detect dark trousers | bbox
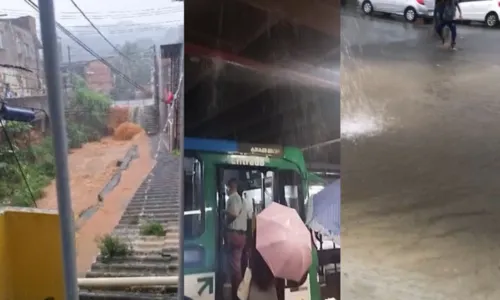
[226,231,246,300]
[437,20,457,45]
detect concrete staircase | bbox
[79,137,180,299]
[139,105,159,136]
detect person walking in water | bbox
[434,0,445,36]
[436,0,462,50]
[224,178,248,300]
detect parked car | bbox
[358,0,435,22]
[457,0,499,27]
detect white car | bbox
[359,0,436,22]
[458,0,499,27]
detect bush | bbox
[0,85,113,207]
[140,221,165,236]
[97,234,133,263]
[66,123,89,149]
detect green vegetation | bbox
[110,41,153,100]
[140,221,165,236]
[171,149,180,157]
[0,84,112,207]
[96,234,133,263]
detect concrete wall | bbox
[0,17,44,97]
[8,95,49,113]
[0,208,64,300]
[7,96,50,132]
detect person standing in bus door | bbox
[225,178,248,300]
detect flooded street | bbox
[341,12,500,300]
[37,133,154,274]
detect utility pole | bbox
[152,45,160,124]
[67,46,73,91]
[38,2,79,300]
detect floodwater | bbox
[341,12,500,300]
[37,133,154,274]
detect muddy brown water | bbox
[341,14,500,300]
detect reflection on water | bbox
[342,13,500,300]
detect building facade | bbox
[83,60,113,95]
[0,16,44,98]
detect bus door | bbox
[214,165,275,300]
[183,153,218,300]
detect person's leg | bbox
[436,21,446,44]
[227,232,246,300]
[434,18,440,35]
[449,21,457,48]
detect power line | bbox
[67,21,183,29]
[1,6,182,15]
[69,0,133,62]
[1,7,183,20]
[70,27,182,36]
[67,47,154,58]
[24,0,148,94]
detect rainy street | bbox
[341,11,500,300]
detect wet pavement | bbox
[341,11,500,300]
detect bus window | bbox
[221,168,274,216]
[278,170,305,220]
[184,156,204,238]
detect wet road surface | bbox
[341,12,500,300]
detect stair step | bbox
[79,290,175,300]
[123,207,178,214]
[121,212,178,219]
[86,268,177,278]
[95,254,176,264]
[90,262,174,274]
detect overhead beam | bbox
[185,58,215,92]
[186,30,234,52]
[185,43,338,90]
[206,99,304,139]
[307,162,340,172]
[233,16,281,53]
[186,83,270,131]
[245,118,339,147]
[236,0,340,37]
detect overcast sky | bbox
[0,0,183,27]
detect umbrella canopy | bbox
[308,179,341,245]
[256,202,312,282]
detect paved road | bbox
[342,12,500,300]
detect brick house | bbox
[83,60,113,95]
[0,16,44,97]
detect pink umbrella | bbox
[256,202,312,282]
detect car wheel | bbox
[362,1,373,15]
[485,12,498,27]
[404,7,417,22]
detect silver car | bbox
[358,0,435,22]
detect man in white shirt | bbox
[224,178,247,300]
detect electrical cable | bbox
[68,21,182,28]
[69,0,134,62]
[0,119,37,207]
[24,0,148,94]
[2,7,182,19]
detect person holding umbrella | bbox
[239,221,309,300]
[238,202,312,300]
